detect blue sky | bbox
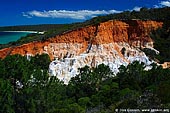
[0,0,170,26]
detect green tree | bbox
[78,97,91,109]
[157,82,170,104]
[0,78,14,113]
[30,53,51,70]
[118,61,145,91]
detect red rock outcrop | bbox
[125,20,162,47]
[0,20,163,59]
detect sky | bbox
[0,0,170,26]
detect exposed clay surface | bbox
[0,20,162,60]
[0,20,163,84]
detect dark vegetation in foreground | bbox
[0,7,170,50]
[0,54,170,113]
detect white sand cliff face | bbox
[47,42,152,84]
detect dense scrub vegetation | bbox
[0,7,170,50]
[86,7,170,25]
[0,54,170,113]
[149,20,170,63]
[0,24,76,32]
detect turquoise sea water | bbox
[0,31,31,44]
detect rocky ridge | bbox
[0,20,163,83]
[0,20,162,59]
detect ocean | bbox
[0,31,32,44]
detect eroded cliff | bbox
[0,20,163,83]
[0,20,162,59]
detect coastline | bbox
[0,31,44,44]
[1,31,44,34]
